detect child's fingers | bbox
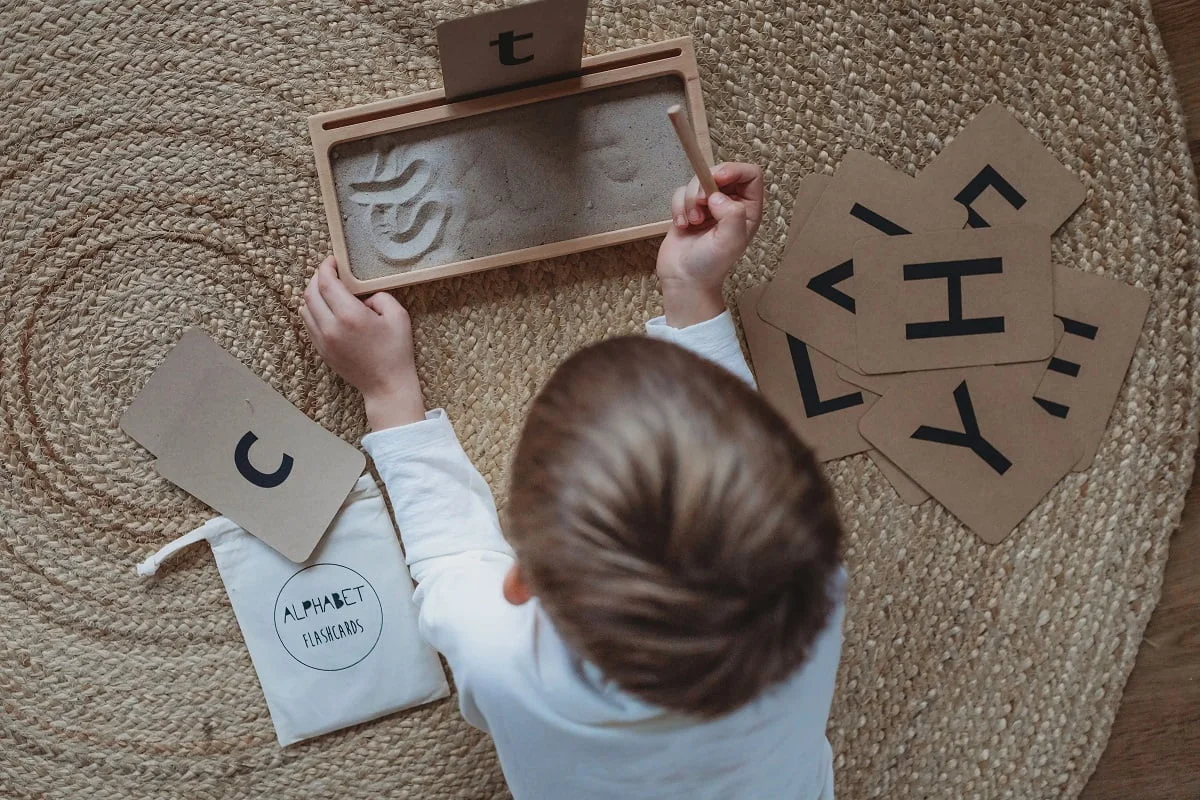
[670,186,689,228]
[713,163,764,234]
[707,191,750,248]
[363,291,409,327]
[684,177,709,225]
[317,256,368,321]
[303,270,335,330]
[712,162,762,193]
[298,305,326,355]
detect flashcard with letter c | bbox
[858,367,1080,543]
[121,329,364,562]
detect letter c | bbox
[234,431,294,488]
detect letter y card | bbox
[858,368,1080,543]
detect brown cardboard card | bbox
[1033,266,1151,470]
[853,225,1055,374]
[868,449,930,506]
[858,368,1081,543]
[739,285,876,462]
[837,318,1066,396]
[916,103,1086,232]
[759,150,967,366]
[785,174,833,249]
[436,0,589,101]
[121,330,365,562]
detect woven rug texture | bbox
[3,1,1199,798]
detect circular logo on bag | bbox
[273,563,384,671]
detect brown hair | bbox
[507,336,842,718]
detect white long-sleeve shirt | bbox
[362,312,844,800]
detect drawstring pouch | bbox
[137,473,449,746]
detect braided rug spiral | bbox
[3,1,1198,797]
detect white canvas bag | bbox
[136,473,449,746]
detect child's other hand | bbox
[300,255,426,430]
[656,162,763,327]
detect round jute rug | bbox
[3,1,1198,798]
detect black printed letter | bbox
[903,257,1006,340]
[788,335,864,417]
[806,260,855,313]
[955,164,1027,228]
[489,30,534,65]
[1033,315,1098,418]
[911,381,1012,474]
[234,431,294,488]
[806,204,910,313]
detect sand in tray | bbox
[331,75,695,280]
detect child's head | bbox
[504,336,842,718]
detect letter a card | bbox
[916,103,1086,232]
[1033,265,1151,470]
[738,285,876,462]
[859,368,1081,543]
[121,329,364,562]
[758,150,967,366]
[853,225,1056,374]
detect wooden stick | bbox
[667,104,719,196]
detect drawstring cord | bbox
[135,520,223,577]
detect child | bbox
[301,163,845,800]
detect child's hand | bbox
[656,162,764,327]
[300,255,427,430]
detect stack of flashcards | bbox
[740,105,1151,543]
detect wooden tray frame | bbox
[308,37,712,293]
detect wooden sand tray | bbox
[308,38,712,293]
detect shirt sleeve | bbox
[645,310,757,388]
[362,409,523,731]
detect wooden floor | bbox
[1081,0,1200,796]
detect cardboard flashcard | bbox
[868,449,929,506]
[121,330,365,562]
[739,285,876,462]
[436,0,589,101]
[785,174,833,249]
[915,103,1087,233]
[853,225,1055,374]
[1033,266,1151,470]
[836,318,1066,397]
[858,368,1081,543]
[759,150,967,366]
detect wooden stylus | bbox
[667,104,719,197]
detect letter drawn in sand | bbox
[349,146,455,267]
